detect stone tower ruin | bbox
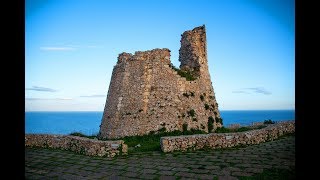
[99,25,222,139]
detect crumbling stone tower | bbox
[99,25,222,139]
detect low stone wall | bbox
[25,134,128,157]
[160,121,295,153]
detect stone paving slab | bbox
[25,135,295,179]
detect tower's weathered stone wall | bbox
[99,25,222,139]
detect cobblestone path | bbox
[25,135,295,179]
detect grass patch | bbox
[121,129,206,153]
[68,123,287,155]
[238,167,295,180]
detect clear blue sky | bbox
[25,0,295,111]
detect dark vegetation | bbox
[70,132,97,139]
[182,91,195,98]
[169,63,196,81]
[216,117,223,125]
[264,119,275,124]
[200,95,204,101]
[208,116,214,133]
[120,127,206,152]
[187,109,196,117]
[215,125,266,133]
[204,103,210,110]
[69,119,274,153]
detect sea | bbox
[25,110,294,136]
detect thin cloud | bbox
[64,44,81,48]
[246,87,272,95]
[40,47,76,51]
[56,98,73,100]
[232,87,272,95]
[26,97,73,101]
[87,45,103,48]
[80,94,106,98]
[232,90,250,94]
[26,86,57,92]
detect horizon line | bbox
[25,109,295,112]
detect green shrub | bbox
[204,104,210,110]
[70,132,87,137]
[215,127,230,133]
[183,123,188,132]
[200,95,204,101]
[177,70,196,81]
[190,128,203,134]
[169,63,196,81]
[190,92,195,97]
[158,127,166,133]
[208,116,214,133]
[192,118,197,122]
[169,63,179,71]
[216,117,223,125]
[70,132,97,139]
[264,119,275,124]
[187,109,196,117]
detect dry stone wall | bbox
[25,134,128,157]
[160,121,295,153]
[99,25,222,139]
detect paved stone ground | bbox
[25,135,295,180]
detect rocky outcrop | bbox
[160,121,295,152]
[99,25,222,139]
[25,134,128,157]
